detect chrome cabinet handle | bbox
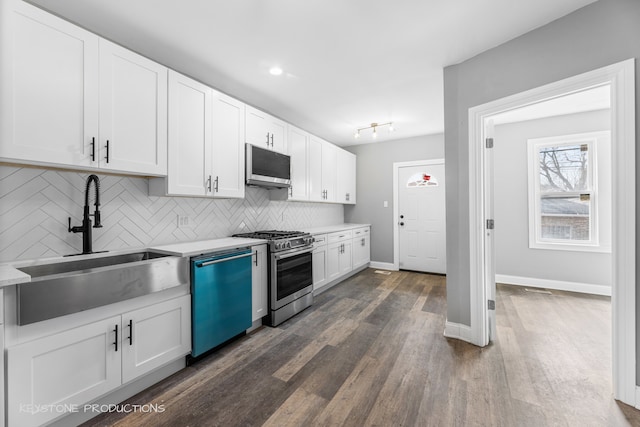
[105,140,110,163]
[214,176,219,192]
[266,132,270,147]
[207,175,212,192]
[254,250,258,266]
[270,134,274,147]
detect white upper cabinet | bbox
[321,140,337,203]
[156,70,212,196]
[308,136,324,202]
[245,105,287,154]
[150,71,245,199]
[211,90,245,198]
[0,0,168,176]
[0,0,99,167]
[337,148,356,204]
[287,126,310,201]
[98,40,168,175]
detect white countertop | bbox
[149,237,268,257]
[0,265,31,288]
[302,223,370,235]
[0,226,366,287]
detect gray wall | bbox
[494,110,611,286]
[344,134,444,264]
[443,0,640,382]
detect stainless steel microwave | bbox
[245,143,291,188]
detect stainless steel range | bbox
[233,230,314,326]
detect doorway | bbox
[467,59,636,405]
[393,159,446,273]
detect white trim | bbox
[369,261,397,271]
[635,386,640,410]
[392,159,445,271]
[468,59,635,405]
[443,321,474,343]
[495,274,611,296]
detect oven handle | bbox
[197,252,253,267]
[274,247,313,260]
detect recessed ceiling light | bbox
[269,66,283,76]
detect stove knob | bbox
[275,242,281,250]
[285,241,291,249]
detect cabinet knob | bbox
[400,222,405,226]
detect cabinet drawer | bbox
[313,234,328,248]
[352,227,370,237]
[328,230,352,244]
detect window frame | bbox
[527,132,607,252]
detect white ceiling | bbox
[28,0,597,146]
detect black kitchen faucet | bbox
[68,174,103,254]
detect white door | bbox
[484,121,496,342]
[397,161,446,274]
[252,245,268,321]
[288,126,309,201]
[308,136,324,202]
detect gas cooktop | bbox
[233,230,313,252]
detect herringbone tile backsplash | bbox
[0,166,343,262]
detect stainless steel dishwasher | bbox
[190,247,253,357]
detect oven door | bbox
[271,247,313,310]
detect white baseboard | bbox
[636,386,640,410]
[495,274,611,296]
[444,321,474,344]
[369,261,397,271]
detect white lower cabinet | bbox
[327,231,353,283]
[252,244,268,322]
[352,227,371,269]
[7,295,191,427]
[312,234,328,292]
[313,227,370,294]
[121,296,191,383]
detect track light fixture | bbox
[354,122,394,139]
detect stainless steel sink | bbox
[16,251,189,325]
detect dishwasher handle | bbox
[196,252,253,267]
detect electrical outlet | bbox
[383,201,388,208]
[177,214,192,229]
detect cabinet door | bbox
[312,245,328,291]
[327,242,342,282]
[252,245,268,322]
[353,234,371,269]
[7,316,121,427]
[288,126,309,201]
[166,71,211,196]
[339,240,353,275]
[308,136,324,202]
[337,149,356,204]
[0,0,99,167]
[245,105,270,149]
[121,295,191,383]
[212,91,245,198]
[98,39,168,175]
[321,141,337,202]
[267,116,288,154]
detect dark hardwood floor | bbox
[82,269,640,426]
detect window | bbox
[527,132,610,252]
